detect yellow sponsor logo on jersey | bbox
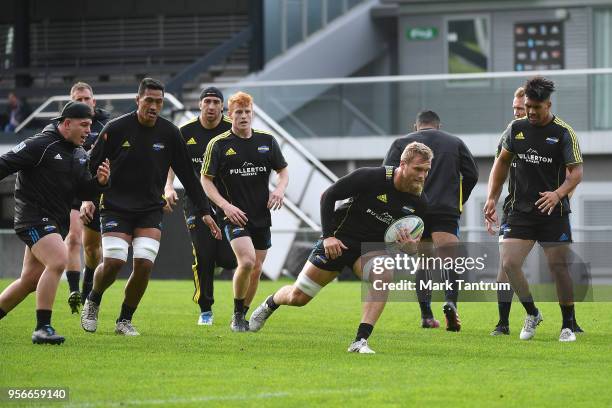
[377,194,388,203]
[225,147,237,156]
[187,137,197,145]
[515,132,525,140]
[122,140,131,148]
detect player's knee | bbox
[501,256,520,275]
[83,241,101,262]
[47,255,67,274]
[65,232,82,251]
[102,236,130,262]
[20,275,40,292]
[294,273,322,304]
[251,262,263,278]
[237,256,256,272]
[289,287,311,306]
[132,237,160,263]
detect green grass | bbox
[1,278,611,407]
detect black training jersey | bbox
[202,129,287,228]
[90,111,211,216]
[383,129,478,216]
[321,166,428,243]
[496,121,518,216]
[501,116,582,217]
[179,115,231,213]
[0,124,107,232]
[180,115,232,177]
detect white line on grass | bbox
[58,388,379,408]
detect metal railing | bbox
[209,67,612,137]
[15,93,185,133]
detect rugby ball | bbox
[384,215,424,243]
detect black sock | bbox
[497,288,514,326]
[118,303,136,322]
[419,301,433,319]
[66,271,80,292]
[88,290,102,306]
[36,309,52,330]
[0,307,7,320]
[244,306,250,315]
[560,304,575,329]
[444,268,459,305]
[355,323,374,341]
[234,298,244,314]
[520,295,538,316]
[266,295,280,311]
[82,266,95,292]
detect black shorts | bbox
[307,238,362,273]
[83,205,101,233]
[69,205,101,233]
[221,220,271,251]
[422,214,460,239]
[16,222,66,248]
[499,212,509,238]
[503,213,572,243]
[100,209,163,235]
[185,210,237,269]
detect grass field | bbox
[1,278,611,407]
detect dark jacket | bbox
[83,108,110,151]
[383,129,478,216]
[0,124,108,233]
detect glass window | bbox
[593,8,612,129]
[264,0,282,62]
[327,0,343,22]
[286,0,304,50]
[447,17,489,74]
[307,0,323,35]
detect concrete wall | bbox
[397,7,591,133]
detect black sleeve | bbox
[458,139,478,204]
[382,140,402,166]
[171,127,211,216]
[560,128,583,165]
[270,136,287,170]
[201,137,221,178]
[500,123,514,153]
[0,137,44,180]
[320,167,379,238]
[89,122,112,173]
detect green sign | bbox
[406,27,438,41]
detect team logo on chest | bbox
[230,161,267,176]
[518,148,553,164]
[402,206,416,214]
[257,145,270,153]
[545,137,559,144]
[152,143,165,151]
[225,147,237,156]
